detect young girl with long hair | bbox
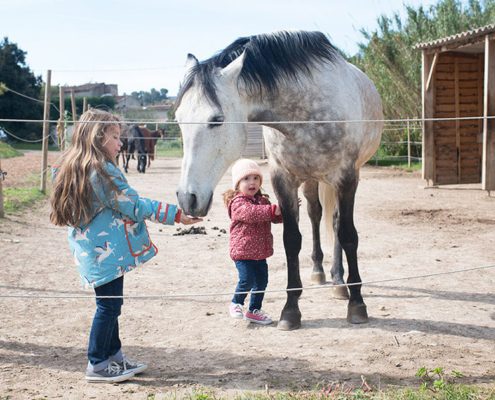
[50,109,200,383]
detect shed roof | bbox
[414,23,495,50]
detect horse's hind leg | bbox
[302,180,325,285]
[337,169,368,324]
[272,172,302,331]
[330,211,349,299]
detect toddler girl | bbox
[223,159,282,325]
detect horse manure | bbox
[173,226,207,236]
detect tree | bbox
[129,88,169,106]
[349,0,495,120]
[0,37,43,141]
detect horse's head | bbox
[175,53,248,217]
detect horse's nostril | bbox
[189,193,197,210]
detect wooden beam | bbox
[57,86,65,151]
[0,159,4,218]
[454,58,461,183]
[422,51,436,184]
[40,70,51,194]
[482,35,495,191]
[426,52,439,92]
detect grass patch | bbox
[11,142,58,151]
[368,158,422,172]
[144,384,494,400]
[156,139,183,158]
[0,142,22,158]
[1,173,47,215]
[2,186,46,213]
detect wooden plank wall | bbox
[243,124,265,158]
[433,53,483,184]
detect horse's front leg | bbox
[272,173,302,330]
[337,170,368,324]
[301,180,325,284]
[124,153,130,173]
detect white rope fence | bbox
[0,264,493,300]
[0,115,494,125]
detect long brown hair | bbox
[50,109,120,227]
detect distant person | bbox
[223,159,283,325]
[50,109,201,383]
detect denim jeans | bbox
[232,259,268,312]
[87,276,123,371]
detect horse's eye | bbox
[208,115,224,129]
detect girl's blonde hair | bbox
[50,109,121,227]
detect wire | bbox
[0,115,493,125]
[0,264,493,300]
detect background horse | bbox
[116,123,131,167]
[175,31,383,330]
[123,124,147,173]
[137,126,164,168]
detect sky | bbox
[2,0,441,97]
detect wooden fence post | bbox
[71,90,77,126]
[57,86,65,151]
[0,159,4,218]
[407,119,411,167]
[40,69,51,193]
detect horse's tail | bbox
[318,182,337,250]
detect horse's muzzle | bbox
[176,190,213,217]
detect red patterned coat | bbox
[228,194,283,261]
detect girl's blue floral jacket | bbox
[65,162,180,289]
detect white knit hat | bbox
[231,158,263,189]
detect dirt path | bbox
[0,154,494,399]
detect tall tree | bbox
[349,0,495,120]
[0,37,43,141]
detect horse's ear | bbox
[220,51,245,81]
[185,53,199,75]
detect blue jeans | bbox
[232,259,268,312]
[87,276,123,371]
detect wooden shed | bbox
[415,24,495,191]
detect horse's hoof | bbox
[311,271,326,285]
[333,285,349,300]
[277,319,301,331]
[277,309,302,331]
[347,303,368,324]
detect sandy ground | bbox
[0,153,494,399]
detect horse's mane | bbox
[175,31,340,110]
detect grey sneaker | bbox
[85,361,135,383]
[117,357,147,374]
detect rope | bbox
[0,264,492,300]
[0,115,493,125]
[3,86,60,113]
[1,126,44,143]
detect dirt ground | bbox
[0,152,494,399]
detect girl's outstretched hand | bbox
[180,214,203,225]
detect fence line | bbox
[1,115,494,125]
[0,264,493,300]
